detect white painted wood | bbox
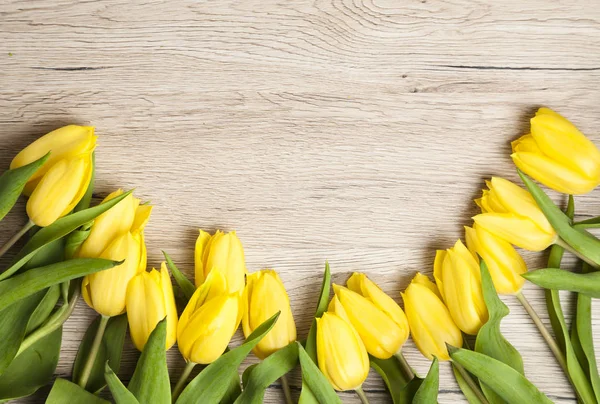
[1,0,600,402]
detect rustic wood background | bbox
[2,0,600,402]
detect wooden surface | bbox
[2,0,600,402]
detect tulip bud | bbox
[195,230,246,294]
[126,262,178,351]
[242,270,296,359]
[465,224,526,295]
[434,240,488,335]
[80,190,151,317]
[177,269,240,364]
[511,108,600,195]
[472,177,556,251]
[316,311,369,391]
[401,273,463,360]
[330,276,409,359]
[10,125,96,227]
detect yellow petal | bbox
[160,262,179,349]
[132,204,153,234]
[511,134,542,154]
[411,272,442,300]
[433,250,446,301]
[473,213,556,252]
[204,231,246,294]
[194,230,212,287]
[126,270,166,351]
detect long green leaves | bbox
[105,364,140,404]
[370,355,410,403]
[46,378,110,404]
[0,153,48,222]
[163,251,195,302]
[297,343,341,404]
[523,269,600,297]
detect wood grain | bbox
[1,0,600,402]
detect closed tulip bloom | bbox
[242,270,296,359]
[177,269,239,364]
[316,311,369,391]
[195,230,246,294]
[402,273,462,360]
[126,262,178,351]
[434,240,488,335]
[511,108,600,195]
[329,281,409,359]
[472,177,556,251]
[465,224,526,294]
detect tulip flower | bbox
[126,262,178,351]
[329,277,409,360]
[79,190,151,317]
[316,311,369,391]
[401,273,463,360]
[465,224,526,294]
[242,270,296,359]
[434,240,488,335]
[472,177,556,251]
[10,125,96,227]
[195,229,246,294]
[511,108,600,195]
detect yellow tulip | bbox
[177,269,239,364]
[195,230,246,294]
[126,262,178,351]
[242,270,296,359]
[472,177,556,251]
[465,224,526,294]
[10,125,96,227]
[316,311,369,391]
[512,108,600,194]
[80,190,151,317]
[401,273,463,360]
[434,240,488,335]
[330,277,409,359]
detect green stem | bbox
[453,363,490,404]
[172,361,196,401]
[78,315,110,389]
[555,238,600,270]
[516,292,569,375]
[280,374,294,404]
[355,386,370,404]
[0,220,34,258]
[393,351,415,381]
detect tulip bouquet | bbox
[0,107,597,404]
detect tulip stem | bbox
[280,374,294,404]
[355,386,370,404]
[0,219,34,259]
[172,361,196,401]
[453,363,490,404]
[515,292,569,375]
[393,352,415,381]
[78,315,110,389]
[555,238,600,269]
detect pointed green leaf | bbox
[0,190,132,281]
[127,319,170,403]
[450,346,552,403]
[26,285,60,334]
[65,229,91,260]
[0,153,49,222]
[105,363,140,404]
[523,268,600,297]
[163,251,195,302]
[22,237,65,271]
[235,342,298,404]
[46,378,110,404]
[297,343,341,404]
[176,312,280,404]
[545,246,568,354]
[413,358,439,404]
[73,314,128,394]
[452,363,485,404]
[221,367,243,404]
[370,355,411,404]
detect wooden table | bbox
[2,0,599,402]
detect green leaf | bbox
[105,363,140,404]
[0,153,49,222]
[413,358,439,404]
[450,346,552,403]
[0,189,132,281]
[523,268,600,297]
[64,228,91,260]
[518,170,600,266]
[176,312,281,404]
[46,378,110,404]
[73,314,128,394]
[26,284,60,334]
[235,343,299,404]
[0,291,45,375]
[0,328,61,400]
[221,367,243,404]
[370,355,411,403]
[163,250,195,302]
[299,262,331,404]
[452,363,485,404]
[297,343,341,404]
[128,319,170,403]
[22,237,65,271]
[545,246,568,354]
[74,151,95,213]
[0,258,120,312]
